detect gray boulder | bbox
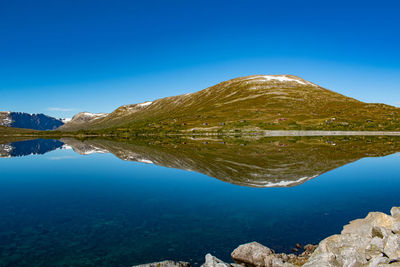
[231,242,296,267]
[201,254,241,267]
[231,241,274,266]
[133,260,191,267]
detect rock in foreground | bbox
[231,241,314,267]
[133,260,191,267]
[304,207,400,267]
[201,253,242,267]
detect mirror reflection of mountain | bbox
[59,136,400,188]
[1,136,399,187]
[0,138,64,158]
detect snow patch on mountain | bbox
[0,112,13,126]
[246,75,317,86]
[138,101,152,107]
[2,117,12,126]
[80,112,107,118]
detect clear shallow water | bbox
[0,138,399,266]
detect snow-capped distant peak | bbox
[80,112,107,117]
[61,118,72,123]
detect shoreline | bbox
[2,130,400,138]
[135,207,400,267]
[260,130,400,136]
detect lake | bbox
[0,136,399,266]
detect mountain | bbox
[0,112,64,130]
[59,75,400,133]
[58,112,107,130]
[60,135,400,187]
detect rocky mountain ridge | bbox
[58,112,108,130]
[0,111,64,130]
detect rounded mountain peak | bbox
[237,74,318,86]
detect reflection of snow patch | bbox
[137,158,154,164]
[120,152,154,164]
[248,175,318,188]
[81,147,109,155]
[62,144,73,150]
[4,144,12,152]
[0,144,13,153]
[48,156,77,160]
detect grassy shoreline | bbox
[2,130,400,137]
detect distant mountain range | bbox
[0,112,65,130]
[59,75,400,133]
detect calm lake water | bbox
[0,136,399,266]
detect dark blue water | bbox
[0,140,399,266]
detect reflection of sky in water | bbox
[0,146,399,266]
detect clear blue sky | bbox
[1,0,399,118]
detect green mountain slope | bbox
[60,75,400,133]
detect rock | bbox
[391,207,400,218]
[365,236,385,260]
[303,244,317,254]
[135,207,400,267]
[231,242,274,266]
[231,242,298,267]
[133,260,191,267]
[279,254,289,261]
[304,207,400,267]
[303,234,369,266]
[383,234,400,260]
[341,212,395,237]
[366,255,390,267]
[201,254,240,267]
